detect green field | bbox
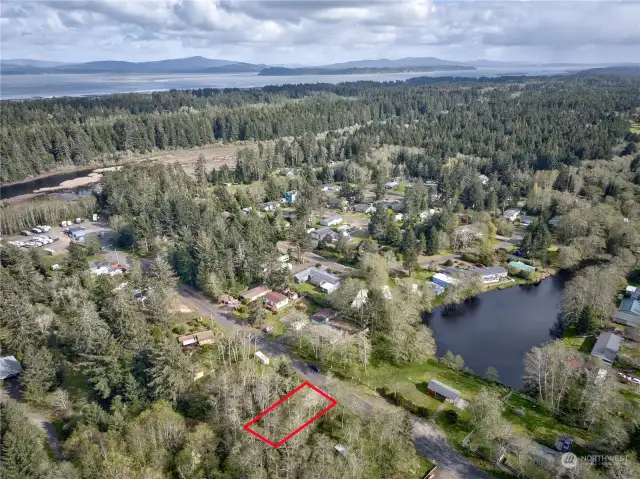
[630,122,640,134]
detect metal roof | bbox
[619,299,640,316]
[427,379,461,400]
[591,332,623,364]
[0,356,22,379]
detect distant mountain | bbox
[574,65,640,76]
[0,59,70,68]
[318,57,464,69]
[0,56,263,75]
[259,65,475,76]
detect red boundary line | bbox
[243,381,338,448]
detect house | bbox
[426,379,461,402]
[478,174,489,185]
[319,215,343,227]
[310,308,339,324]
[285,190,298,203]
[431,273,459,288]
[391,203,405,212]
[294,267,341,293]
[480,266,508,283]
[626,286,640,299]
[519,216,535,227]
[612,299,640,328]
[503,209,521,222]
[385,181,399,189]
[259,201,280,212]
[241,286,271,302]
[354,204,375,214]
[255,351,270,365]
[428,282,446,296]
[90,261,123,276]
[321,184,341,192]
[591,331,624,364]
[508,261,536,273]
[548,216,561,227]
[310,227,340,243]
[0,356,22,380]
[195,330,215,346]
[178,334,198,347]
[280,169,297,176]
[264,291,290,312]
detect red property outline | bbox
[243,381,337,448]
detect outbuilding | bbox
[426,379,461,402]
[591,331,624,365]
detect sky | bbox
[1,0,640,65]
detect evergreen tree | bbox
[425,226,440,255]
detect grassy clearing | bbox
[262,311,287,337]
[563,335,596,354]
[504,394,594,454]
[630,122,640,134]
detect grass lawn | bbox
[563,335,596,354]
[262,311,287,337]
[504,394,594,454]
[408,268,435,283]
[630,122,640,134]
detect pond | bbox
[424,276,566,388]
[1,168,96,199]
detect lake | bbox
[424,277,566,388]
[0,168,97,199]
[0,66,586,100]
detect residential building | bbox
[258,201,280,212]
[280,169,297,176]
[385,181,399,189]
[310,227,340,243]
[519,216,535,227]
[431,273,459,288]
[195,330,215,345]
[178,334,198,347]
[0,356,22,380]
[503,209,521,222]
[310,308,339,324]
[508,261,536,273]
[319,215,343,227]
[591,331,624,365]
[480,266,508,283]
[354,204,375,214]
[241,286,270,302]
[612,299,640,328]
[426,379,461,402]
[264,291,290,312]
[626,285,640,299]
[294,267,341,293]
[321,184,341,192]
[285,190,298,203]
[90,261,123,276]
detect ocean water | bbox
[0,66,584,100]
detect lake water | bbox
[0,66,585,100]
[424,276,566,388]
[0,168,96,199]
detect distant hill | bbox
[259,65,475,76]
[318,57,465,69]
[574,65,640,76]
[0,56,263,75]
[0,59,70,68]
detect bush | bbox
[443,410,459,424]
[443,259,454,266]
[462,253,480,263]
[172,324,188,335]
[376,387,431,419]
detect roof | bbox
[508,261,536,272]
[319,215,342,225]
[265,291,288,303]
[241,286,270,299]
[295,267,341,286]
[503,209,521,217]
[196,330,215,341]
[0,356,23,379]
[310,308,338,321]
[591,332,623,363]
[432,272,459,285]
[619,299,640,316]
[354,203,373,211]
[427,379,461,400]
[483,266,508,275]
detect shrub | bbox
[443,259,454,266]
[443,410,459,424]
[376,387,430,419]
[172,324,188,335]
[462,253,480,263]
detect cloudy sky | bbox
[1,1,639,65]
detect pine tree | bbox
[425,226,440,255]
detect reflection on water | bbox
[424,277,565,388]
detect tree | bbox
[425,226,440,255]
[401,228,418,270]
[148,340,191,404]
[247,300,266,327]
[21,346,57,402]
[484,366,500,382]
[557,245,582,270]
[65,242,87,275]
[84,235,101,255]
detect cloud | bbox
[1,1,639,64]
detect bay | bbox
[0,66,585,100]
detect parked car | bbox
[263,326,274,333]
[475,263,485,268]
[32,227,42,233]
[309,363,321,373]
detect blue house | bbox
[285,190,298,203]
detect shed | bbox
[591,332,623,365]
[196,330,215,346]
[178,334,198,347]
[0,356,22,380]
[426,379,461,401]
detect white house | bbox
[503,209,521,222]
[293,267,342,293]
[319,215,343,227]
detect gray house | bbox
[591,332,624,365]
[294,267,341,293]
[310,227,340,243]
[354,204,375,214]
[612,299,640,328]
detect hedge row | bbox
[376,387,431,419]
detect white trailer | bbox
[255,351,270,365]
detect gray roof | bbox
[354,204,372,212]
[427,379,461,400]
[483,266,507,275]
[0,356,22,379]
[294,267,341,286]
[591,332,623,364]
